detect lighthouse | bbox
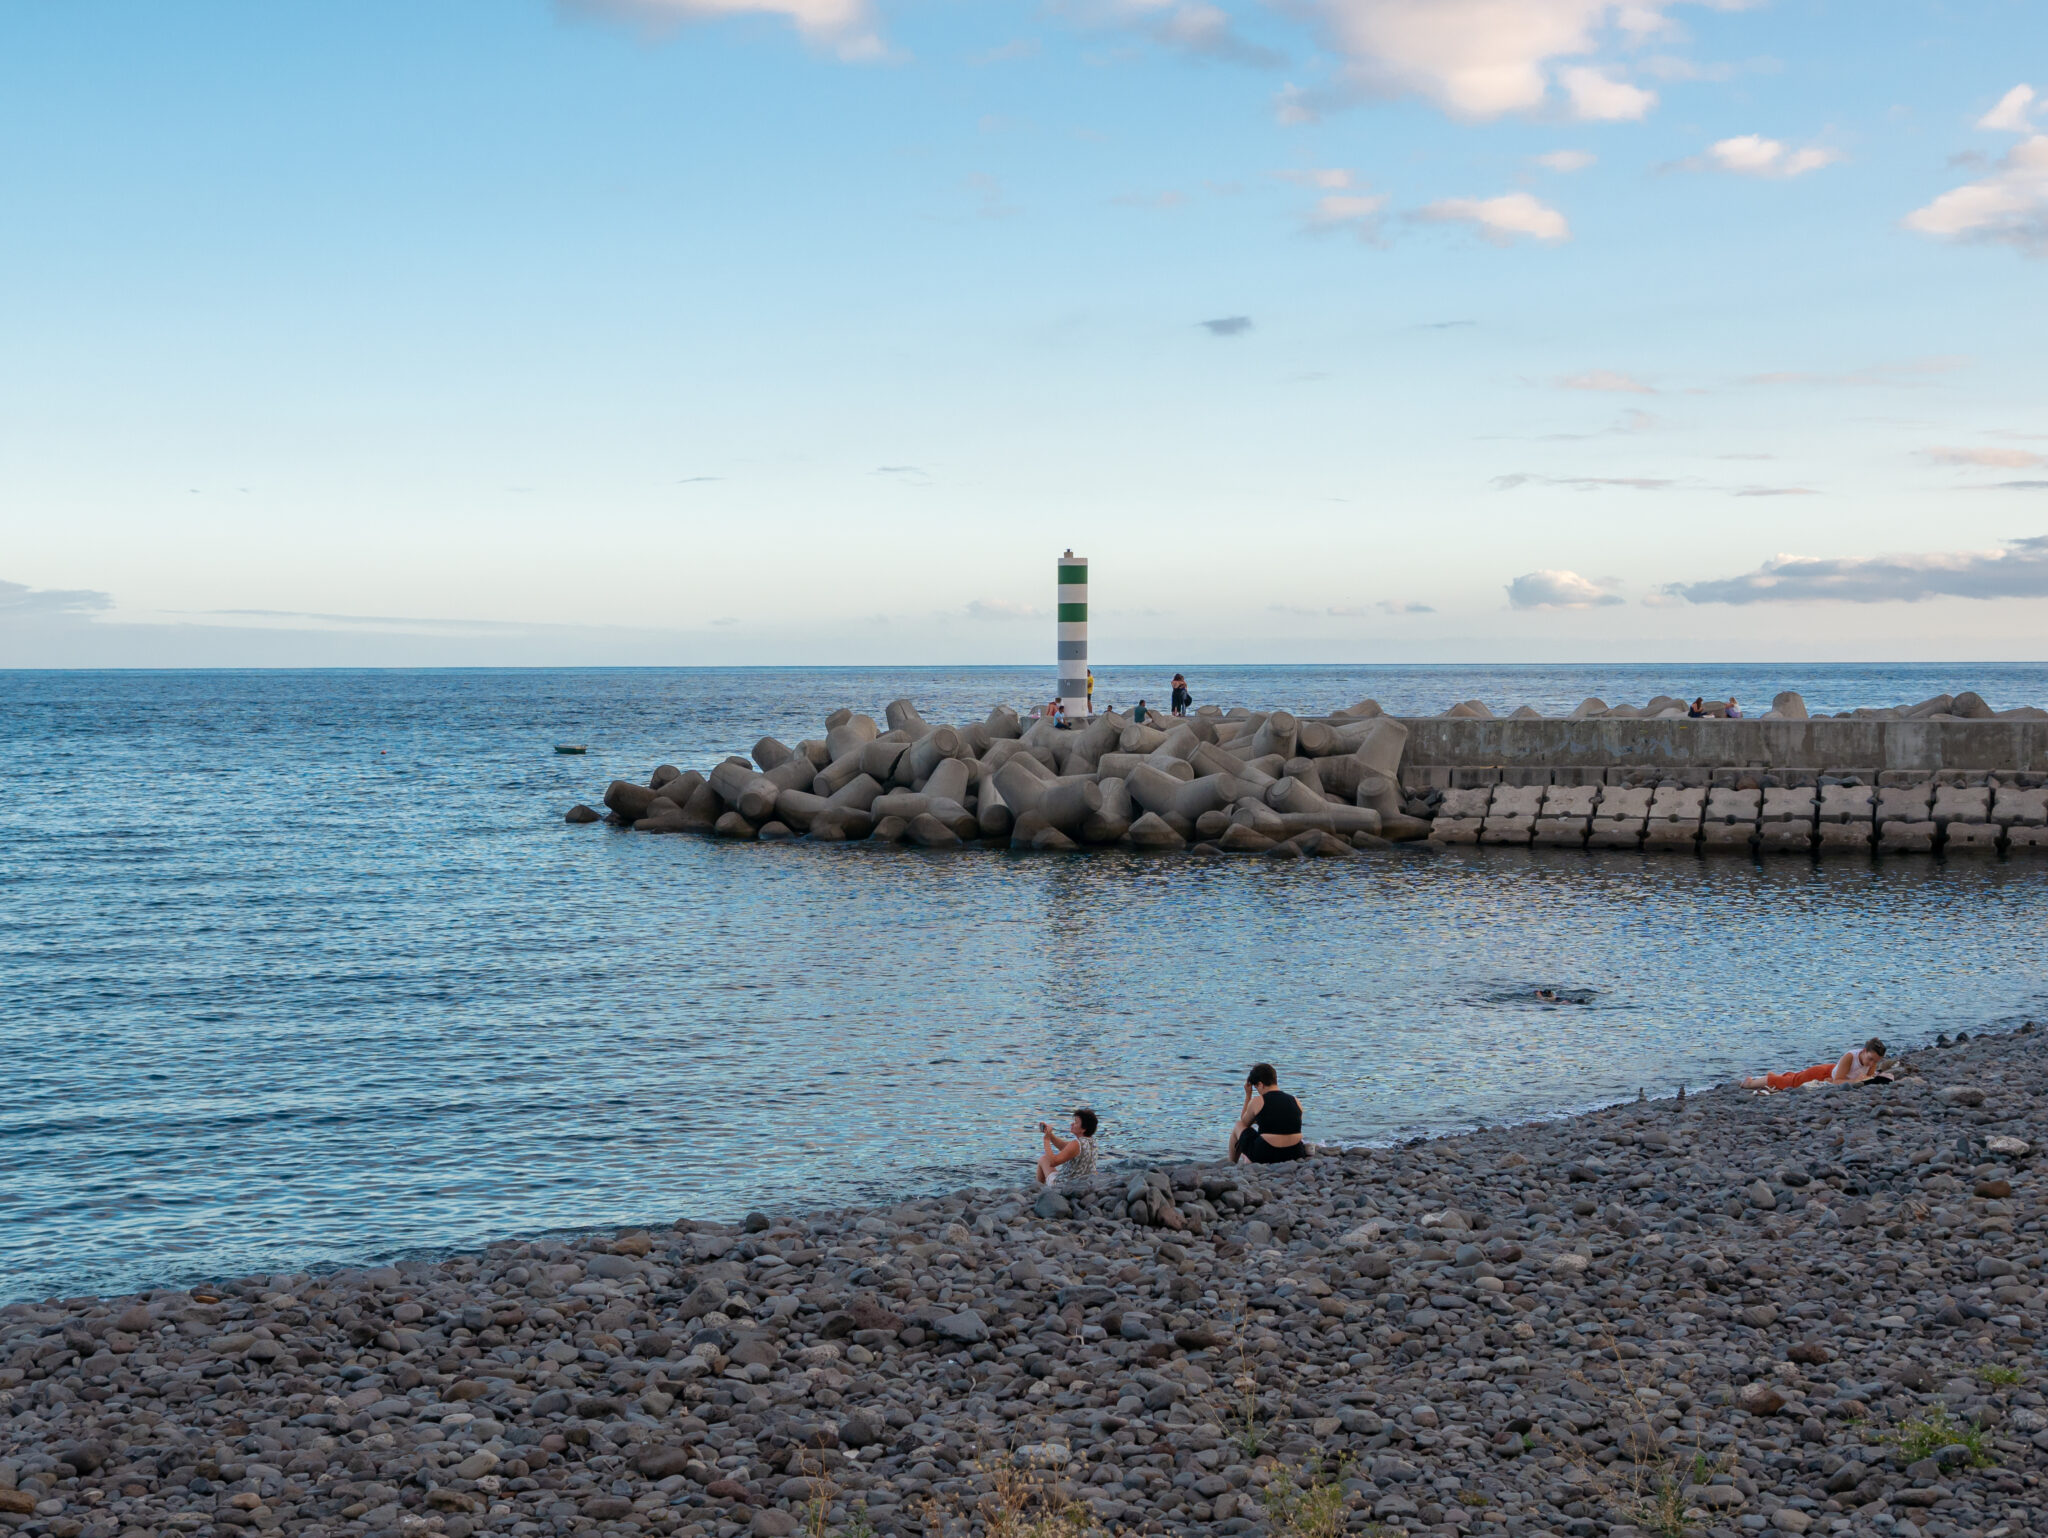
[1057,550,1088,718]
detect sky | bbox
[3,0,2046,667]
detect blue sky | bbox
[3,0,2046,666]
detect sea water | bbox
[3,664,2045,1302]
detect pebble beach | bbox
[4,1029,2043,1538]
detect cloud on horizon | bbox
[0,579,113,620]
[1506,569,1626,609]
[1662,535,2048,604]
[1199,315,1254,336]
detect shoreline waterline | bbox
[2,1028,2039,1538]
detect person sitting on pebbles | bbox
[1742,1037,1887,1092]
[1036,1107,1098,1185]
[1230,1062,1307,1164]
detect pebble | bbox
[3,1032,2045,1538]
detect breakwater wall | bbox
[1399,717,2048,777]
[571,698,2048,858]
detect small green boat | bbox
[554,745,588,755]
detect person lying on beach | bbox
[1230,1063,1307,1164]
[1036,1107,1098,1185]
[1741,1037,1887,1092]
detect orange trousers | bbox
[1766,1063,1835,1091]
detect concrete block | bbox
[1699,823,1757,851]
[921,758,973,805]
[1531,818,1589,847]
[1756,821,1815,853]
[1760,787,1816,821]
[1586,820,1643,849]
[826,773,884,812]
[1932,786,1992,823]
[1449,766,1502,789]
[1817,785,1875,823]
[1598,786,1654,819]
[1704,788,1762,823]
[1877,769,1932,787]
[1488,785,1545,818]
[2006,826,2048,851]
[1642,822,1699,850]
[1540,785,1600,818]
[1479,816,1534,845]
[1993,786,2048,825]
[1934,768,1991,786]
[1817,821,1874,852]
[1124,811,1186,850]
[1497,767,1553,787]
[1439,787,1493,819]
[1875,786,1930,822]
[752,736,795,771]
[1330,717,1403,770]
[1648,786,1705,821]
[1877,820,1936,852]
[1547,765,1608,787]
[825,714,879,762]
[1430,817,1484,844]
[1944,822,2002,852]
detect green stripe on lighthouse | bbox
[1057,565,1088,585]
[1057,603,1087,622]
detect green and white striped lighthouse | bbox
[1057,549,1088,717]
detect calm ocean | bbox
[4,663,2046,1303]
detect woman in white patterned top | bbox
[1036,1107,1098,1186]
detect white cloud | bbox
[1535,149,1596,172]
[1703,134,1840,177]
[1310,191,1390,234]
[1279,167,1356,189]
[1559,65,1655,121]
[1978,84,2038,135]
[964,598,1043,620]
[1506,570,1626,609]
[1663,535,2048,604]
[1557,368,1652,393]
[1418,191,1569,243]
[1923,445,2048,470]
[1375,599,1437,614]
[1081,0,1285,66]
[567,0,884,59]
[1905,135,2048,255]
[1286,1,1737,121]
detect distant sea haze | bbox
[3,664,2045,1303]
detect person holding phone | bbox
[1036,1107,1099,1185]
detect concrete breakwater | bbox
[583,699,1421,855]
[2,1028,2042,1538]
[576,694,2048,858]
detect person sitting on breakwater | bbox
[1725,697,1743,719]
[1132,699,1150,723]
[1741,1037,1887,1092]
[1050,699,1068,728]
[1036,1107,1099,1186]
[1230,1063,1307,1164]
[1688,698,1707,718]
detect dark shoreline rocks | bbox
[5,1029,2044,1538]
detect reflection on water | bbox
[3,667,2045,1302]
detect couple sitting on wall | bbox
[1032,1061,1308,1187]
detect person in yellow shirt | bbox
[1086,669,1095,713]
